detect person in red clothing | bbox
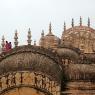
[8,42,12,49]
[5,41,12,52]
[5,41,9,52]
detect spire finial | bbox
[34,40,36,46]
[72,18,74,27]
[40,30,44,46]
[49,22,52,34]
[88,17,90,27]
[1,35,5,52]
[14,30,18,47]
[41,30,44,37]
[27,28,32,45]
[64,22,66,31]
[80,16,82,26]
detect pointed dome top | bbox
[80,16,82,26]
[28,28,31,35]
[1,35,5,52]
[88,17,90,27]
[14,30,18,47]
[71,18,74,27]
[49,22,52,34]
[28,28,31,31]
[27,28,32,45]
[34,40,36,46]
[41,30,44,37]
[47,22,53,35]
[64,22,66,31]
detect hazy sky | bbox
[0,0,95,45]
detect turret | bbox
[14,30,18,47]
[80,16,82,26]
[1,35,5,52]
[27,28,32,45]
[88,17,90,27]
[49,22,52,34]
[64,22,66,31]
[39,30,45,46]
[71,18,74,27]
[34,40,36,46]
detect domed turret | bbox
[61,17,95,53]
[39,23,60,49]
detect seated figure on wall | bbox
[5,41,12,52]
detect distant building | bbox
[0,17,95,95]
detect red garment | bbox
[5,41,12,52]
[8,42,12,49]
[5,42,9,52]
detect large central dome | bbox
[61,18,95,53]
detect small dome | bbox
[43,33,60,48]
[57,47,79,61]
[40,23,60,48]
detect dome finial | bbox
[1,35,5,52]
[72,18,74,27]
[14,30,18,47]
[64,22,66,31]
[34,40,36,46]
[40,30,44,46]
[49,22,52,34]
[27,28,32,45]
[80,16,82,26]
[88,17,90,27]
[41,29,44,37]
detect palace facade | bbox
[0,17,95,95]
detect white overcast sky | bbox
[0,0,95,46]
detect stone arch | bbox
[0,45,63,95]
